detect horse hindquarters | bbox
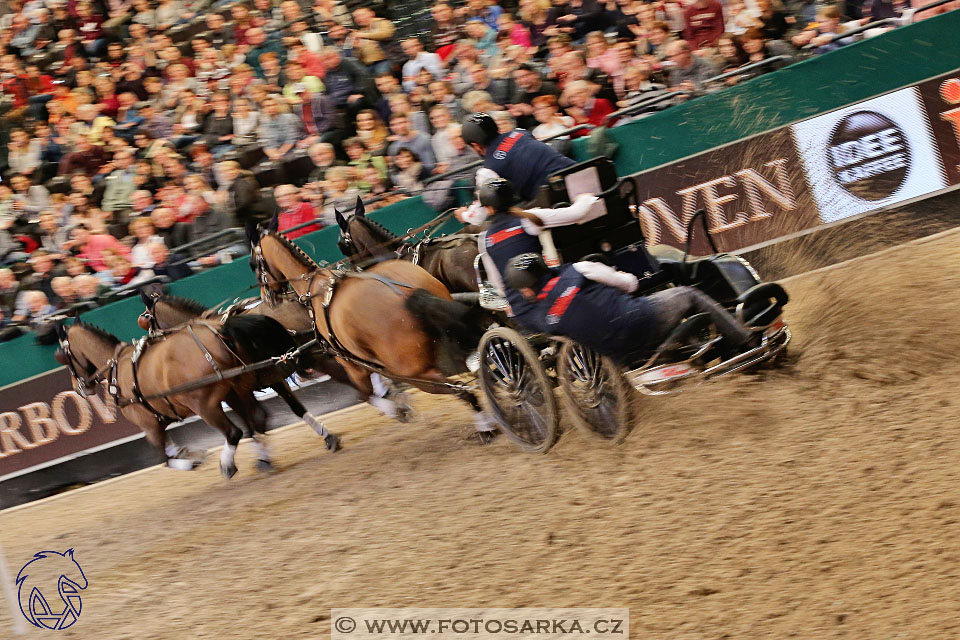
[403,289,487,376]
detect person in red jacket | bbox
[683,0,726,48]
[563,80,616,136]
[271,184,322,239]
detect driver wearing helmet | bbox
[459,112,574,224]
[476,177,757,364]
[505,253,759,365]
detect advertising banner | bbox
[792,88,948,223]
[919,74,960,186]
[631,68,960,254]
[632,128,820,254]
[0,369,141,479]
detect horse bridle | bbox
[58,336,115,398]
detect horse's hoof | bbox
[324,433,341,453]
[256,459,274,473]
[220,463,238,479]
[395,407,414,423]
[474,430,500,446]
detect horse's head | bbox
[55,323,107,397]
[336,196,399,261]
[137,284,165,333]
[257,231,319,304]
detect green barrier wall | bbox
[4,9,960,388]
[573,9,960,173]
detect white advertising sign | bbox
[792,88,948,223]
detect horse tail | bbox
[404,289,489,375]
[221,315,298,381]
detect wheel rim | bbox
[561,344,622,439]
[480,336,553,448]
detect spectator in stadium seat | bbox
[293,84,338,149]
[321,166,361,225]
[665,40,718,96]
[401,37,443,93]
[245,28,286,79]
[683,0,726,48]
[129,217,162,268]
[14,290,59,329]
[282,60,324,103]
[9,173,49,216]
[558,51,616,103]
[457,0,503,31]
[37,212,72,257]
[19,251,58,304]
[618,60,670,110]
[100,150,137,214]
[258,96,302,161]
[467,63,514,107]
[0,269,20,315]
[321,48,371,109]
[351,7,395,76]
[150,207,191,250]
[531,95,575,139]
[757,0,794,41]
[272,184,321,238]
[344,137,388,182]
[306,142,345,185]
[792,6,849,53]
[388,113,436,173]
[148,242,193,281]
[430,3,464,61]
[547,0,603,41]
[6,128,41,177]
[217,161,265,226]
[510,63,561,129]
[563,80,616,130]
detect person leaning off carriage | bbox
[475,179,759,365]
[459,111,575,211]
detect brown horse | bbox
[54,315,311,478]
[334,197,480,293]
[251,228,500,442]
[138,290,410,427]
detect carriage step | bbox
[626,362,699,391]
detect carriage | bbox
[472,158,791,453]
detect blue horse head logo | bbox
[16,549,88,630]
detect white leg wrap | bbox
[370,372,390,398]
[220,443,237,469]
[165,443,181,458]
[368,394,399,418]
[474,412,498,433]
[304,412,329,438]
[252,435,270,462]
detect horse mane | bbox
[352,214,401,245]
[266,231,319,269]
[158,294,208,316]
[74,320,122,346]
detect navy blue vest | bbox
[483,130,575,202]
[483,212,547,329]
[536,265,657,365]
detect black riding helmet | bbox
[478,178,516,213]
[504,253,552,292]
[462,112,499,147]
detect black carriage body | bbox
[536,157,763,306]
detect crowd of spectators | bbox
[0,0,955,343]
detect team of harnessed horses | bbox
[55,162,791,476]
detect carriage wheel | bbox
[477,326,559,454]
[557,342,634,445]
